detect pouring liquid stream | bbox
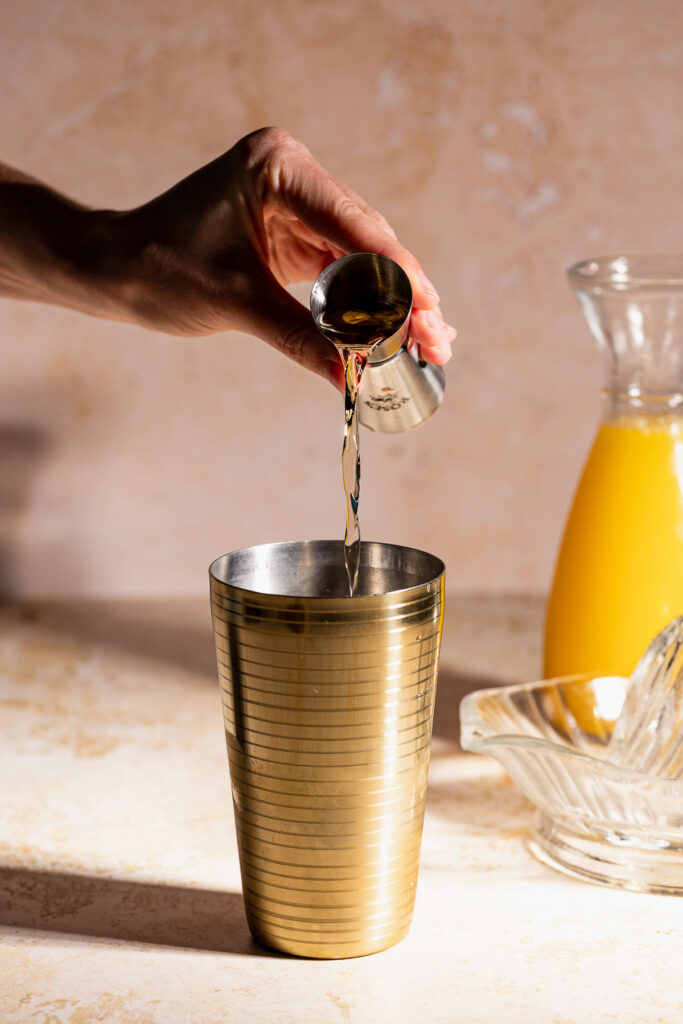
[318,303,410,596]
[340,347,368,596]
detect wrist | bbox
[0,176,137,322]
[51,205,140,322]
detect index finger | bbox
[274,146,441,311]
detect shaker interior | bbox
[210,539,444,599]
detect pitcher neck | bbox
[569,255,683,422]
[597,324,683,420]
[601,387,683,421]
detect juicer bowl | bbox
[460,675,683,894]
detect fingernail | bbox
[446,326,457,343]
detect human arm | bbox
[0,128,455,386]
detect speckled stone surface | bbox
[1,595,682,1023]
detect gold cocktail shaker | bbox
[210,539,445,958]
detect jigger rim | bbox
[310,252,413,363]
[310,252,413,304]
[209,539,444,602]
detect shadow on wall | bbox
[0,424,50,597]
[431,666,503,752]
[0,419,217,679]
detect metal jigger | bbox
[310,253,446,433]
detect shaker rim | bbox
[209,539,445,602]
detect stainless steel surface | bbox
[310,253,446,432]
[310,252,412,362]
[360,355,446,433]
[210,539,445,958]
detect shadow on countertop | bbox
[0,599,218,682]
[0,866,278,957]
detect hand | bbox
[0,128,456,387]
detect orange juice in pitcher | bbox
[544,257,683,680]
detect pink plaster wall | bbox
[1,0,682,597]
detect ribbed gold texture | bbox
[209,541,445,959]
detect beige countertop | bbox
[1,595,682,1023]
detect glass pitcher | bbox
[544,256,683,679]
